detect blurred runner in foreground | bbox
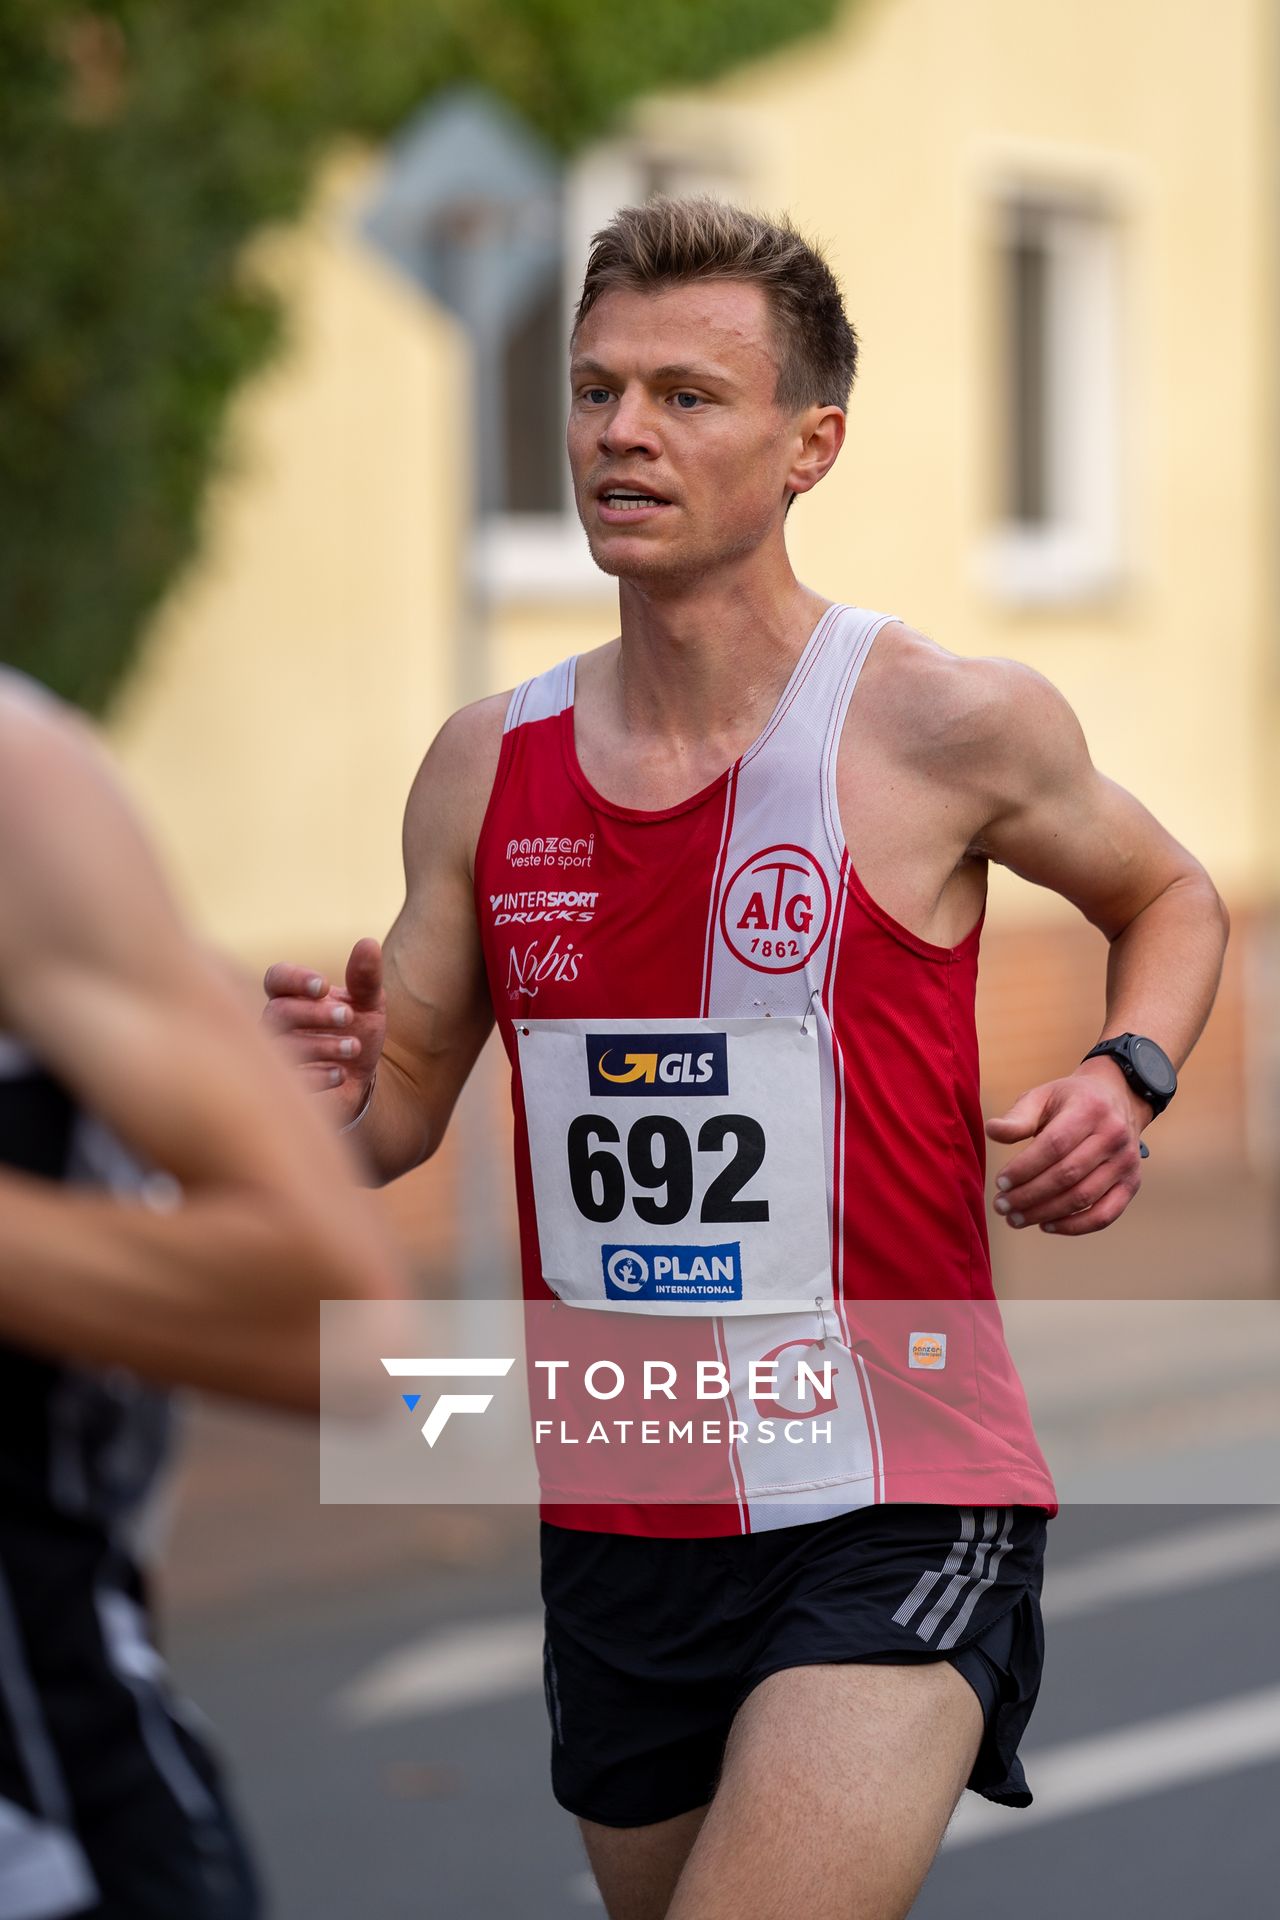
[0,671,405,1919]
[266,198,1227,1919]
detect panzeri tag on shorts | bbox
[517,1016,831,1315]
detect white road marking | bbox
[1043,1512,1280,1621]
[947,1683,1280,1846]
[331,1616,543,1728]
[328,1515,1280,1740]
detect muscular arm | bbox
[953,658,1228,1233]
[968,661,1227,1065]
[0,681,405,1405]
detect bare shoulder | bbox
[0,673,101,805]
[862,622,1081,771]
[0,676,137,899]
[401,690,511,878]
[0,677,195,1029]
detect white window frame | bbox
[981,189,1126,606]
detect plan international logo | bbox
[585,1032,729,1097]
[602,1242,742,1302]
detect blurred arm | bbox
[0,681,406,1408]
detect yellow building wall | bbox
[111,153,468,967]
[109,0,1275,965]
[552,0,1274,920]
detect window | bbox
[361,95,741,599]
[985,194,1124,603]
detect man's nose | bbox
[599,387,661,456]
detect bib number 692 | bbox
[566,1114,768,1227]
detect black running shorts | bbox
[541,1503,1048,1828]
[0,1533,260,1920]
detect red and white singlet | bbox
[474,604,1057,1536]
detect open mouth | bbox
[598,488,669,512]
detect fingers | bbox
[262,994,357,1040]
[345,938,384,1011]
[278,1028,363,1067]
[994,1131,1112,1219]
[992,1082,1128,1191]
[989,1074,1143,1236]
[1039,1180,1136,1236]
[264,961,327,1002]
[984,1087,1050,1146]
[997,1146,1140,1230]
[300,1062,353,1092]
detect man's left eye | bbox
[672,392,702,410]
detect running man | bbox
[265,199,1227,1918]
[0,672,404,1919]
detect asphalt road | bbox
[169,1499,1280,1920]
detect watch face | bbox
[1132,1037,1177,1096]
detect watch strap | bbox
[1082,1033,1176,1119]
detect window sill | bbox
[978,526,1124,608]
[472,516,616,605]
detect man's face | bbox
[567,280,810,587]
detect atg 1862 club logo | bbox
[585,1032,729,1097]
[720,844,832,974]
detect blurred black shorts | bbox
[0,1539,260,1920]
[541,1503,1049,1829]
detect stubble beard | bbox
[580,515,766,592]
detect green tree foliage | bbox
[0,0,843,711]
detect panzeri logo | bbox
[506,834,595,871]
[586,1032,729,1097]
[908,1332,947,1370]
[490,889,598,927]
[602,1243,743,1302]
[381,1357,515,1445]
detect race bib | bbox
[517,1016,831,1315]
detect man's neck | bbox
[612,560,831,748]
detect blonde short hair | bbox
[573,195,858,412]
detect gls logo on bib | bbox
[585,1033,729,1098]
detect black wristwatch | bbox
[1081,1033,1178,1119]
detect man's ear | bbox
[786,406,846,501]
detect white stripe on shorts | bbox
[937,1509,1016,1651]
[917,1508,1000,1645]
[891,1510,977,1630]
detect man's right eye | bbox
[582,388,612,405]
